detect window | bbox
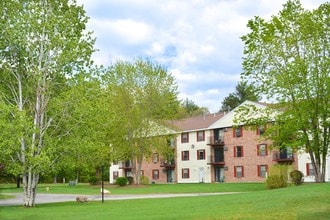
[257,125,265,135]
[258,165,268,177]
[306,163,315,176]
[152,169,159,180]
[181,132,189,143]
[234,166,244,178]
[182,168,190,178]
[233,126,243,137]
[257,144,267,156]
[153,153,159,163]
[234,146,244,157]
[197,149,205,160]
[197,131,205,142]
[113,171,119,180]
[182,151,189,161]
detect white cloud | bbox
[77,0,327,112]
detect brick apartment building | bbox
[110,101,329,184]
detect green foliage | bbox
[104,59,180,184]
[290,170,304,185]
[140,176,149,185]
[241,0,330,182]
[266,175,288,189]
[220,81,260,112]
[115,177,128,186]
[0,0,95,206]
[175,98,209,118]
[266,165,289,189]
[88,176,100,185]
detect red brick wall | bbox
[223,126,295,182]
[140,158,168,183]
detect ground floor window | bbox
[258,165,268,177]
[113,171,119,180]
[234,166,244,178]
[152,169,159,180]
[182,168,190,178]
[306,163,315,176]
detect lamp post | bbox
[101,164,104,203]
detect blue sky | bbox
[76,0,326,113]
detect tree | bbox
[103,59,179,184]
[220,81,260,112]
[0,0,94,206]
[176,98,209,118]
[240,0,329,182]
[48,72,112,183]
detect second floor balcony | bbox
[273,151,294,162]
[160,159,175,169]
[119,160,133,169]
[207,156,225,165]
[207,136,225,146]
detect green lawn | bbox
[0,182,266,195]
[0,183,329,220]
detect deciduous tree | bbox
[240,0,329,182]
[0,0,94,206]
[103,59,179,184]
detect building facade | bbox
[110,101,328,184]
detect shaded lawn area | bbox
[0,183,329,220]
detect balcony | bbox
[207,156,225,165]
[207,136,225,146]
[119,161,133,169]
[160,159,175,169]
[273,152,294,162]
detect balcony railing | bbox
[160,160,175,169]
[273,152,294,162]
[207,136,225,146]
[119,161,133,169]
[207,156,225,165]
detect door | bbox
[199,167,205,183]
[167,170,174,183]
[215,167,225,182]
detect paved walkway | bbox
[0,192,238,206]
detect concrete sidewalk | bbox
[0,192,238,206]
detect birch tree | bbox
[240,0,329,182]
[0,0,94,206]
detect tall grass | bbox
[0,183,329,220]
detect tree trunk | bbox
[136,154,143,185]
[22,170,39,207]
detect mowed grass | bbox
[0,182,265,195]
[0,183,329,220]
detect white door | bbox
[199,167,205,183]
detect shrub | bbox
[140,176,149,185]
[88,176,100,185]
[266,175,288,189]
[266,164,289,189]
[290,170,304,185]
[115,177,128,186]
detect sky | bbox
[76,0,326,113]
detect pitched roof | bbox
[168,112,225,132]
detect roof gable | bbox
[209,100,268,129]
